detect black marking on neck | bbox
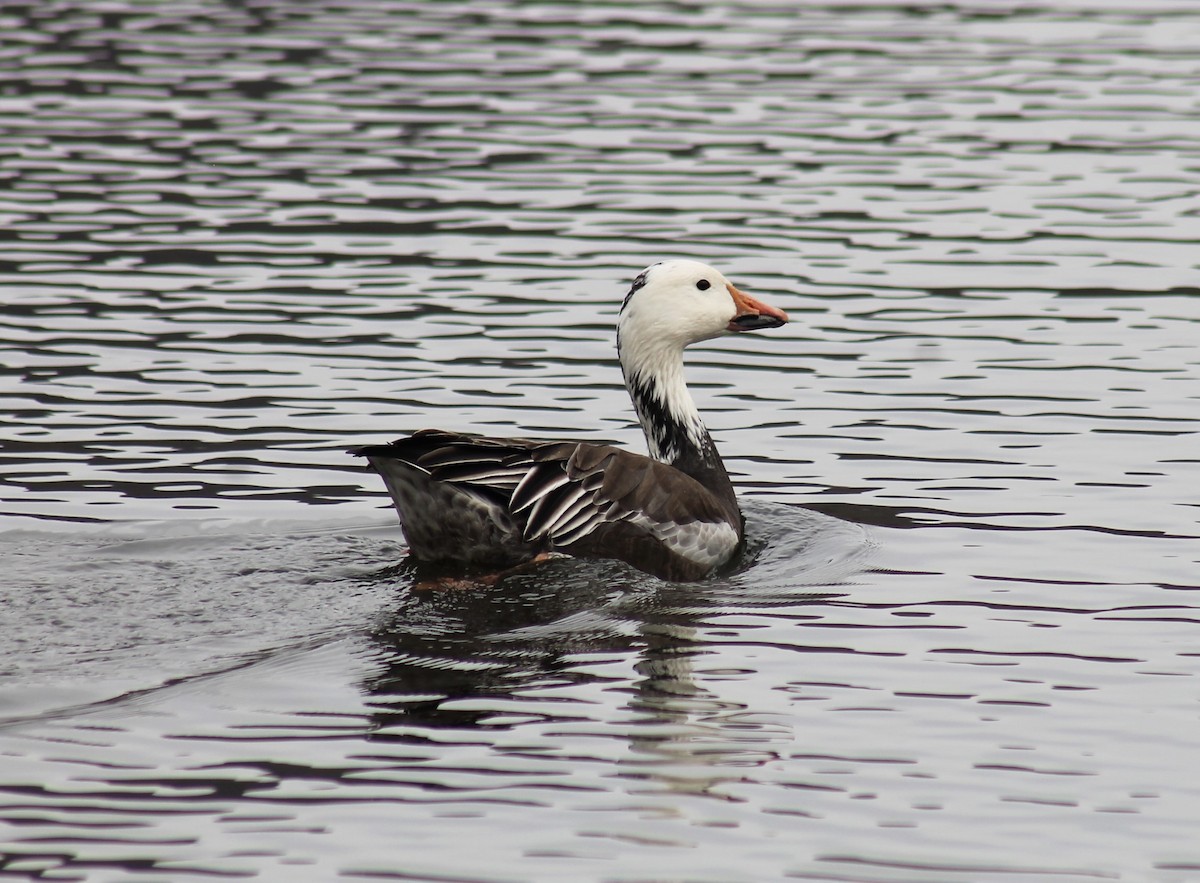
[626,372,703,465]
[624,372,738,525]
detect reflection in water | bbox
[364,562,636,733]
[361,502,857,743]
[354,523,855,825]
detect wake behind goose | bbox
[352,260,789,581]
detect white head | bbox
[617,259,788,368]
[616,260,789,463]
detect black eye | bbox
[695,279,711,291]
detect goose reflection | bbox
[354,501,872,797]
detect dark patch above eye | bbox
[695,279,711,291]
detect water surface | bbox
[2,1,1199,881]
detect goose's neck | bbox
[617,338,739,516]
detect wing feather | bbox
[511,463,574,514]
[522,470,605,542]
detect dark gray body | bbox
[353,429,743,582]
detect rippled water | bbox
[2,1,1199,880]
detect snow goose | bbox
[352,259,789,581]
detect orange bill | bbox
[726,283,789,332]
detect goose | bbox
[352,259,789,581]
